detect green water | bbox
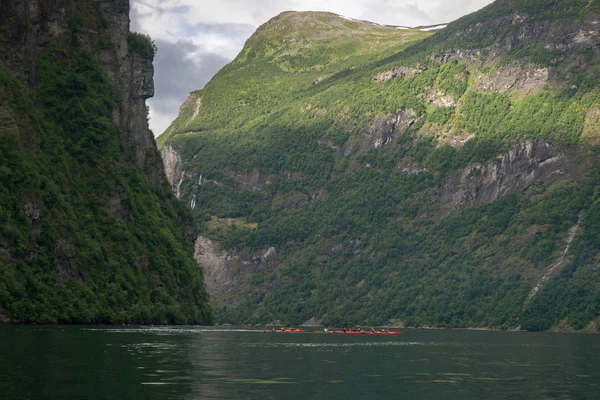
[0,326,598,399]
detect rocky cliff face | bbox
[440,141,573,211]
[0,0,211,324]
[1,0,165,186]
[195,236,276,297]
[473,64,551,95]
[161,145,184,194]
[118,50,167,186]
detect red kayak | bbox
[321,330,402,335]
[261,328,401,335]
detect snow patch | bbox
[420,24,447,31]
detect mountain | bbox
[159,2,600,331]
[0,0,212,324]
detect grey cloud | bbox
[179,22,256,48]
[429,0,494,23]
[390,0,434,22]
[360,0,492,26]
[131,1,189,17]
[148,39,231,134]
[378,3,435,26]
[130,2,149,32]
[192,22,256,36]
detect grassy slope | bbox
[0,6,212,324]
[160,5,600,331]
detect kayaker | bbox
[371,327,375,332]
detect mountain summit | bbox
[160,0,600,331]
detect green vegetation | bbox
[0,6,211,324]
[128,32,157,59]
[159,3,600,331]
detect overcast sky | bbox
[130,0,495,136]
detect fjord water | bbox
[1,326,598,399]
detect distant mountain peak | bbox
[233,10,432,65]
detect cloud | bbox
[131,0,495,135]
[132,0,494,28]
[146,39,232,135]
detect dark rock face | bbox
[0,0,68,83]
[228,168,272,190]
[161,145,184,194]
[372,67,424,81]
[453,10,600,58]
[504,17,600,53]
[440,141,573,211]
[195,236,276,296]
[117,50,166,187]
[0,0,165,187]
[474,64,551,94]
[0,0,211,324]
[432,49,483,63]
[344,109,419,156]
[368,109,418,149]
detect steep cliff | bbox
[0,0,212,324]
[160,2,600,330]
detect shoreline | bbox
[236,323,600,335]
[0,322,597,334]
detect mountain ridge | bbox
[160,0,600,331]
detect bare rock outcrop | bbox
[454,11,600,57]
[372,67,423,81]
[301,317,323,327]
[475,64,551,94]
[370,109,418,149]
[195,236,276,296]
[227,168,272,190]
[432,49,483,64]
[504,18,600,53]
[161,145,184,192]
[440,141,572,211]
[369,109,418,149]
[425,90,457,107]
[343,109,419,157]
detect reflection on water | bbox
[0,326,599,400]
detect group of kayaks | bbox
[262,328,402,335]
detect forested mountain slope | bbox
[160,1,600,331]
[0,0,212,324]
